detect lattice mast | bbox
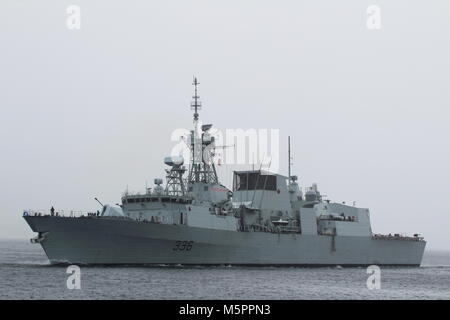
[187,78,219,184]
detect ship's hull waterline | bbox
[24,216,426,266]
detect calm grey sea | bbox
[0,240,449,300]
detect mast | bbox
[288,136,291,183]
[187,77,218,185]
[192,77,200,121]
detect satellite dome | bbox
[164,156,184,167]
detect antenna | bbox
[258,158,273,210]
[187,78,219,185]
[288,136,292,183]
[250,154,266,206]
[191,77,201,121]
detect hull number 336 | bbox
[173,240,194,251]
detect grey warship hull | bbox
[23,79,427,267]
[24,216,426,266]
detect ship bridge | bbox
[232,170,291,213]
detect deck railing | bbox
[372,233,424,241]
[23,209,99,218]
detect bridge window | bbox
[234,172,277,191]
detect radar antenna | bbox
[187,77,219,184]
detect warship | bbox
[23,79,426,266]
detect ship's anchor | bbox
[30,232,49,244]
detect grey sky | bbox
[1,1,449,250]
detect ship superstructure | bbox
[23,79,426,266]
